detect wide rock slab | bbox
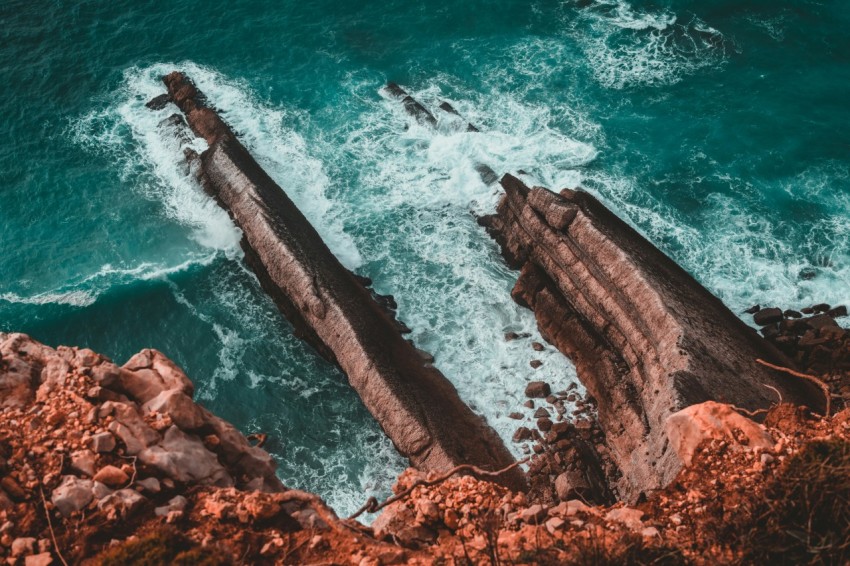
[482,174,824,500]
[159,72,523,490]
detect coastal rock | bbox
[525,381,550,398]
[139,426,232,486]
[51,476,93,517]
[160,72,524,491]
[484,174,824,500]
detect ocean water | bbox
[1,0,849,516]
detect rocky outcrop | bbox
[157,72,523,490]
[382,82,497,183]
[480,174,825,501]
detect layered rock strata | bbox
[157,72,523,490]
[480,173,825,501]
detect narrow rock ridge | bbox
[383,82,497,184]
[158,72,524,490]
[481,173,824,501]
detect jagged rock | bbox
[70,450,97,477]
[525,381,550,398]
[103,401,160,455]
[93,465,129,488]
[605,507,645,530]
[139,426,232,485]
[520,504,547,523]
[155,494,188,517]
[753,308,783,326]
[665,401,774,466]
[98,488,146,520]
[11,537,36,557]
[484,174,824,500]
[135,477,161,494]
[90,432,116,453]
[534,407,550,418]
[51,476,93,517]
[371,503,416,541]
[92,482,113,501]
[554,470,590,501]
[146,93,171,110]
[144,389,205,431]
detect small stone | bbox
[145,94,171,110]
[760,453,775,466]
[753,308,783,326]
[135,477,161,494]
[92,482,113,500]
[93,465,129,488]
[642,527,660,538]
[828,305,848,318]
[605,507,645,531]
[98,488,146,520]
[523,400,534,409]
[744,305,760,314]
[545,516,565,534]
[530,360,543,369]
[531,342,544,351]
[51,476,93,517]
[525,381,551,398]
[512,427,533,442]
[537,418,553,432]
[508,412,523,420]
[155,495,187,517]
[533,407,550,418]
[25,553,53,566]
[70,450,97,477]
[90,432,116,453]
[415,499,440,522]
[520,504,547,524]
[443,508,460,530]
[11,538,36,557]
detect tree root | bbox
[755,358,831,416]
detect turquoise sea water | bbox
[2,0,849,515]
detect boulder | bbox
[90,432,116,453]
[98,488,146,520]
[665,401,774,466]
[51,476,93,517]
[554,470,590,501]
[93,465,129,488]
[69,450,97,477]
[525,381,551,398]
[753,308,783,326]
[138,426,232,485]
[143,389,205,431]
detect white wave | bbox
[0,290,97,307]
[568,0,727,89]
[71,61,362,268]
[0,253,220,309]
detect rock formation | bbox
[383,82,497,184]
[155,72,524,490]
[480,173,825,501]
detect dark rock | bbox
[753,307,783,326]
[475,164,499,185]
[744,305,761,314]
[533,407,550,418]
[812,303,831,313]
[530,360,543,369]
[760,324,780,339]
[537,418,553,432]
[531,342,545,351]
[783,309,802,319]
[525,381,551,398]
[799,268,818,280]
[523,400,535,409]
[828,305,848,318]
[801,307,815,314]
[145,94,171,110]
[513,427,533,442]
[806,314,839,331]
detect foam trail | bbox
[565,0,728,89]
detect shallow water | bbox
[2,0,849,515]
